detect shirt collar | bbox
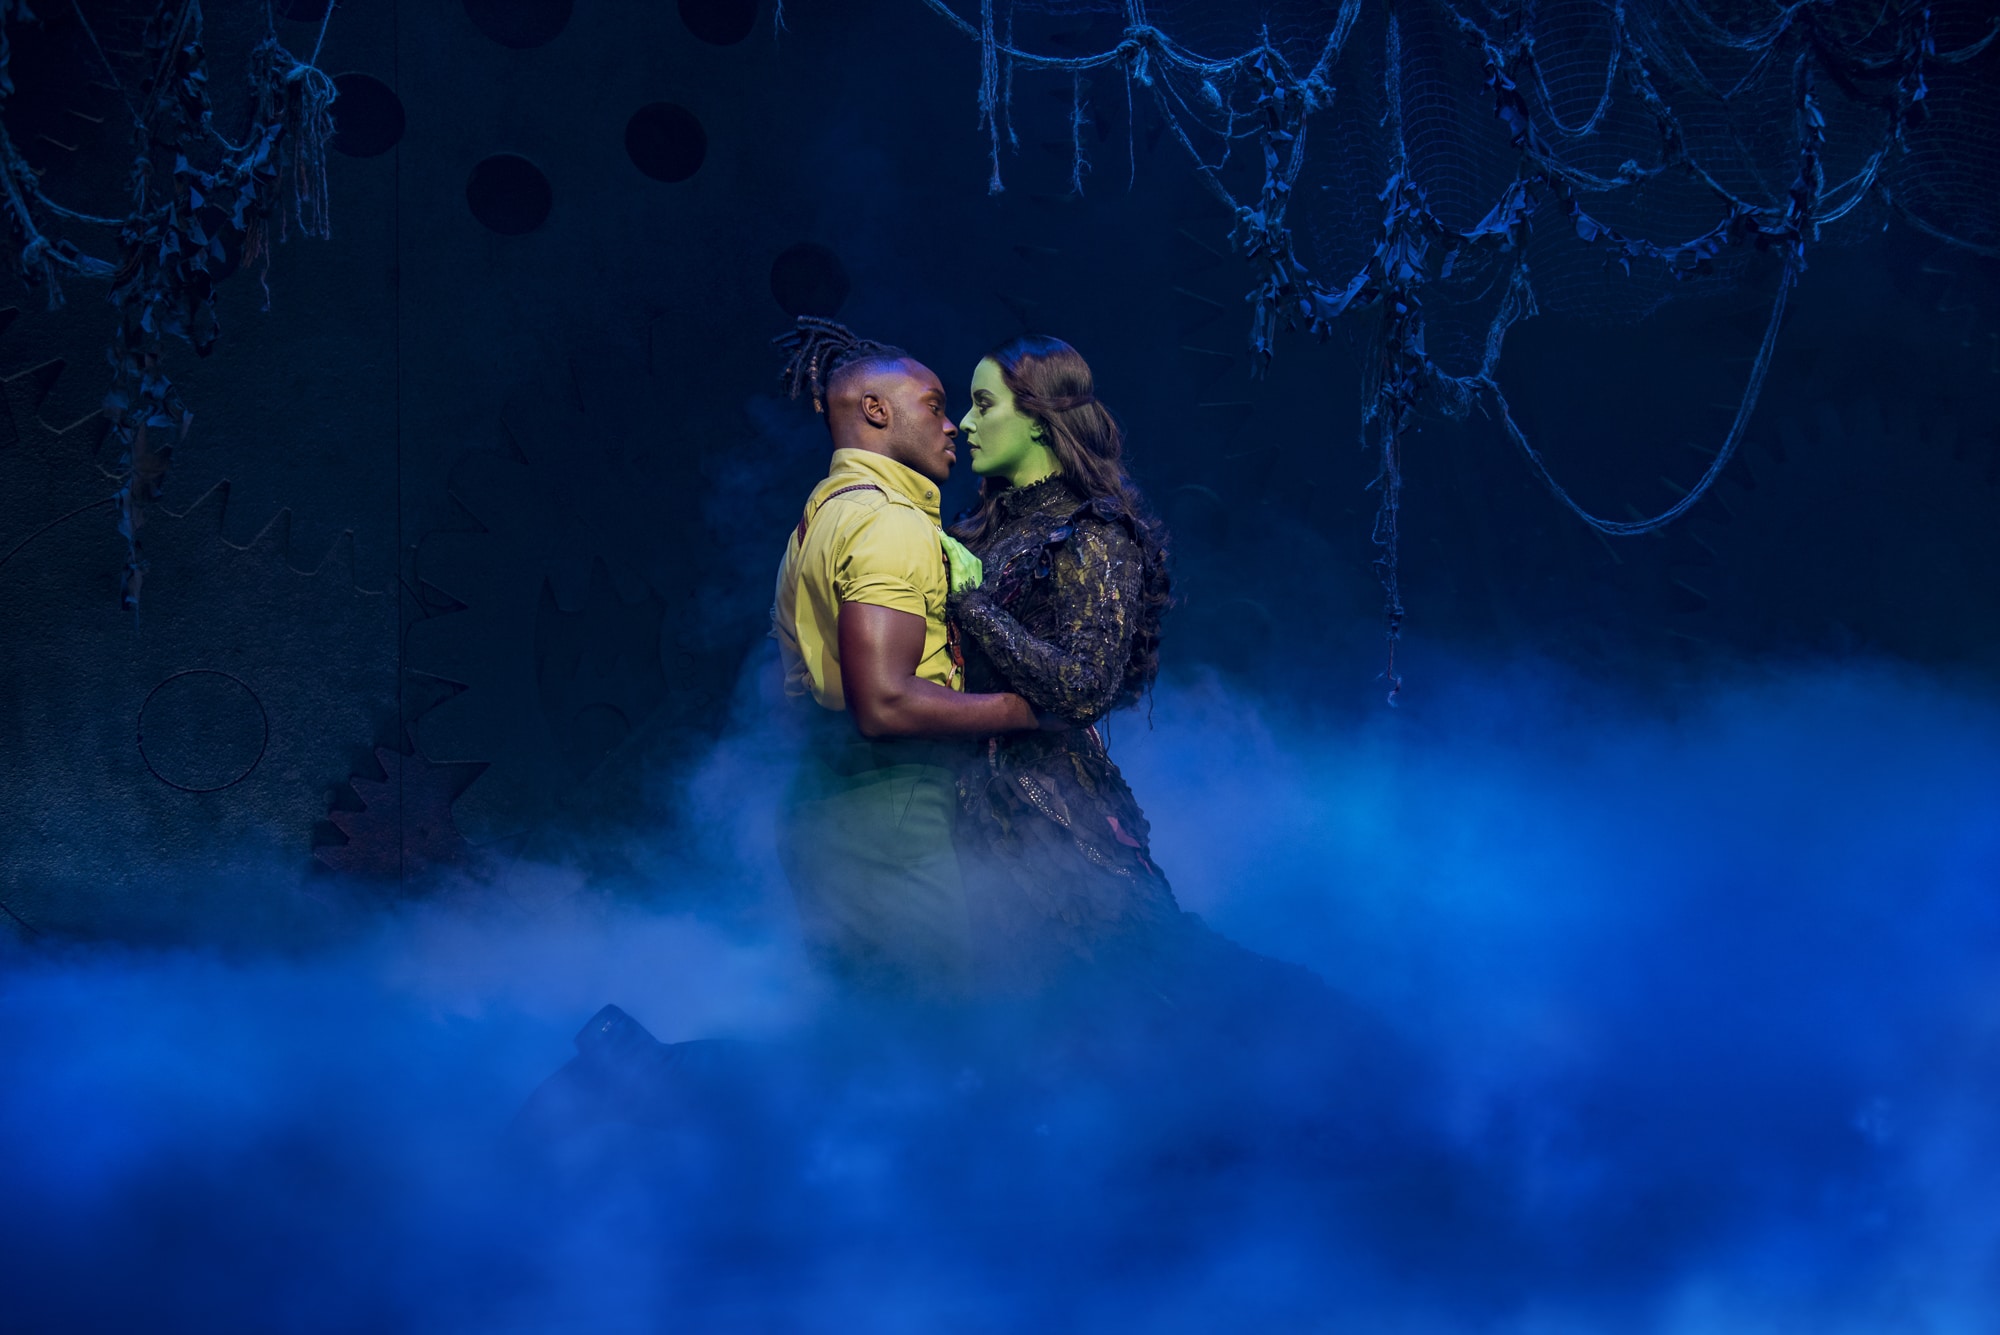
[825,448,944,524]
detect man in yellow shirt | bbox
[771,319,1041,994]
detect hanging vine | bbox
[905,0,1998,694]
[0,0,337,614]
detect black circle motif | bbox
[769,242,850,318]
[330,73,405,158]
[138,670,270,794]
[678,0,759,46]
[466,154,552,235]
[625,103,707,184]
[463,0,573,49]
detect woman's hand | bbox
[940,532,985,595]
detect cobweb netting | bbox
[892,0,1999,694]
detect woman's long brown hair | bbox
[950,334,1172,704]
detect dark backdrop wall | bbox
[2,0,1996,939]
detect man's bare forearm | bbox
[851,676,1037,739]
[838,600,1039,740]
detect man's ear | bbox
[859,391,893,430]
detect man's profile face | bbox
[877,361,958,486]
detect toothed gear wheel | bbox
[317,746,474,880]
[0,345,117,566]
[406,349,683,847]
[0,337,395,935]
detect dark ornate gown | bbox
[945,477,1418,1158]
[948,476,1183,986]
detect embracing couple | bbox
[770,317,1180,999]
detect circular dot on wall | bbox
[137,670,270,794]
[466,154,552,234]
[625,103,707,183]
[329,73,405,158]
[678,0,759,46]
[463,0,573,49]
[770,242,850,318]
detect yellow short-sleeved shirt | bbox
[772,448,961,711]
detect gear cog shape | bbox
[406,347,682,847]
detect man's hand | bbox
[940,533,984,595]
[840,602,1037,739]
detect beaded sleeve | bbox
[950,519,1143,724]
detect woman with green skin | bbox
[958,356,1065,489]
[941,341,1405,1115]
[944,335,1183,989]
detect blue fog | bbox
[2,660,1997,1332]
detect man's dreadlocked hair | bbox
[772,316,908,415]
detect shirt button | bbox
[924,489,934,500]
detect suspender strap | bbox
[795,483,884,544]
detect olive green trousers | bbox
[776,711,973,997]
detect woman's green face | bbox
[960,358,1055,484]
